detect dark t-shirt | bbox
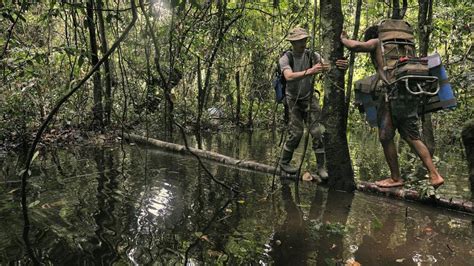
[279,50,322,100]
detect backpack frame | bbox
[378,19,439,97]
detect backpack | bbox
[272,49,313,103]
[378,19,438,95]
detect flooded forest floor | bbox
[0,130,472,264]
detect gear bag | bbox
[378,19,438,96]
[354,74,380,127]
[419,53,457,113]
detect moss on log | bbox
[357,181,473,214]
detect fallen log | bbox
[357,181,473,214]
[125,133,278,174]
[125,133,473,214]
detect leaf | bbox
[77,54,84,68]
[31,151,39,163]
[8,188,19,194]
[237,200,245,204]
[200,235,212,243]
[194,232,203,238]
[297,204,311,208]
[372,216,383,230]
[28,200,40,208]
[395,258,405,263]
[207,249,223,257]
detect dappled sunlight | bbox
[151,0,172,21]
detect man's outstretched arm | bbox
[340,31,378,52]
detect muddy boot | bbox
[279,149,298,174]
[316,152,328,180]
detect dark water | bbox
[0,131,472,265]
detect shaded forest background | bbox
[1,0,472,155]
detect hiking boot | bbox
[316,152,328,180]
[279,150,298,174]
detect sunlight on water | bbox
[412,253,437,265]
[147,186,172,217]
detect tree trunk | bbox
[461,119,474,201]
[196,57,204,131]
[247,96,254,129]
[418,0,436,155]
[345,0,362,110]
[86,0,103,130]
[96,0,113,127]
[235,71,241,126]
[392,0,401,19]
[320,0,355,192]
[138,0,174,139]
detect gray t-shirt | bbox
[279,50,322,100]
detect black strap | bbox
[286,50,294,69]
[286,49,313,70]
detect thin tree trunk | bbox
[461,120,474,201]
[392,0,401,19]
[96,0,113,127]
[138,0,173,138]
[400,0,408,19]
[86,0,103,130]
[247,97,254,129]
[320,0,355,192]
[235,71,241,126]
[418,0,436,155]
[20,1,138,261]
[345,0,362,110]
[197,2,241,131]
[196,57,204,131]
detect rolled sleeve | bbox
[279,54,291,74]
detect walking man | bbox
[340,23,444,188]
[278,27,347,179]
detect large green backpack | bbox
[378,19,438,96]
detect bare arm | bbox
[340,31,378,52]
[283,63,326,81]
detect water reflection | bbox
[270,181,312,265]
[0,132,472,264]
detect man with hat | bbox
[278,27,348,179]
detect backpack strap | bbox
[286,50,294,70]
[306,49,313,66]
[284,49,314,74]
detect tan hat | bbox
[286,27,310,41]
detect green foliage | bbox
[0,0,471,154]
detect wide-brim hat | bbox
[286,27,311,41]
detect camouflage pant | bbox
[284,96,325,154]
